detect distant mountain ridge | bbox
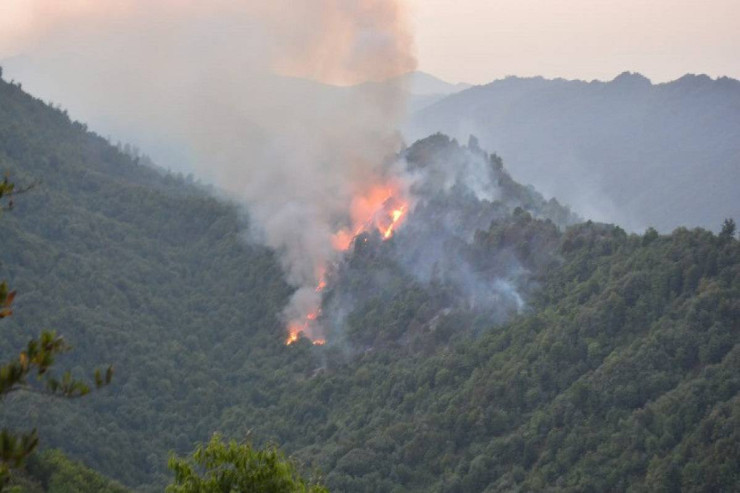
[392,71,472,96]
[5,57,737,235]
[406,71,740,232]
[348,70,473,113]
[1,66,739,493]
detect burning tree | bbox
[285,182,410,346]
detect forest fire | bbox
[286,271,328,345]
[286,182,409,346]
[332,184,409,251]
[285,310,326,346]
[381,203,407,239]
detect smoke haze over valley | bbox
[0,0,425,342]
[406,72,740,233]
[3,1,739,238]
[1,1,739,492]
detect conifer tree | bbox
[0,177,112,489]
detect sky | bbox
[1,0,739,86]
[409,0,740,84]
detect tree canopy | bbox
[0,175,112,489]
[0,70,738,492]
[167,434,327,493]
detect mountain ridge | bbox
[406,71,740,233]
[0,70,738,492]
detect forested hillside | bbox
[0,74,293,489]
[298,220,739,491]
[1,73,739,492]
[8,450,129,493]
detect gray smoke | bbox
[1,1,418,340]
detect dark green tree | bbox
[0,177,112,489]
[720,218,736,241]
[167,434,328,493]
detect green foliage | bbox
[1,75,739,492]
[0,174,112,489]
[10,449,129,493]
[167,434,327,493]
[0,69,293,491]
[720,218,736,241]
[0,330,111,398]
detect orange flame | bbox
[286,267,327,345]
[286,326,301,345]
[286,309,322,346]
[381,203,407,239]
[287,181,409,345]
[332,183,409,251]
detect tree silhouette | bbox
[720,218,736,241]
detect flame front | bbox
[286,270,328,345]
[286,327,301,345]
[286,181,409,345]
[332,184,409,251]
[285,312,326,346]
[381,203,407,240]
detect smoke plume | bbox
[1,1,417,341]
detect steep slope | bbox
[0,74,294,490]
[319,134,577,349]
[284,222,740,492]
[407,72,740,233]
[1,74,738,493]
[0,72,568,489]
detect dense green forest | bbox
[7,450,129,493]
[1,72,738,492]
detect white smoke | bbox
[1,1,418,340]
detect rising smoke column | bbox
[1,0,417,343]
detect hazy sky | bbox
[1,0,738,86]
[410,0,740,84]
